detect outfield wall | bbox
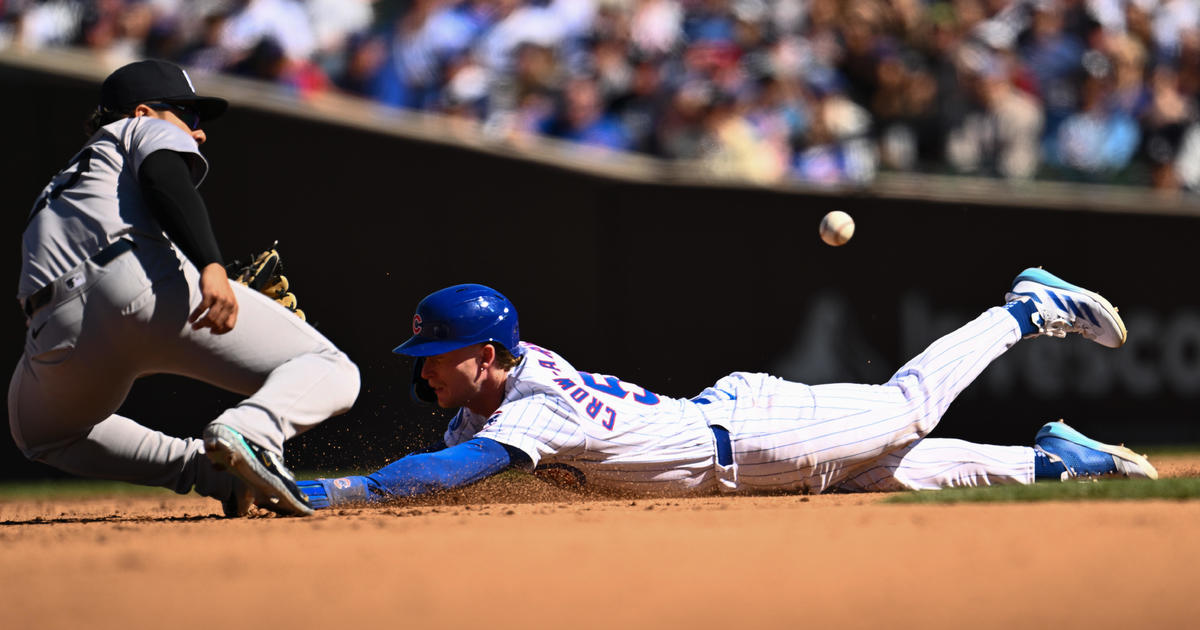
[2,51,1198,479]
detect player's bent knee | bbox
[326,352,361,415]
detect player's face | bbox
[135,103,207,145]
[420,344,488,409]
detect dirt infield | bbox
[4,454,1200,630]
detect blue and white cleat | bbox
[1035,421,1157,480]
[204,423,314,516]
[1005,267,1127,348]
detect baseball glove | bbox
[225,242,306,321]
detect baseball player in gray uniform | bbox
[8,59,360,517]
[298,277,1155,508]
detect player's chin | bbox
[431,389,455,408]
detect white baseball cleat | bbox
[1005,267,1127,348]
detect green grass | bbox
[0,479,178,499]
[2,452,1198,504]
[886,477,1200,504]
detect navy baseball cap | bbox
[100,59,227,121]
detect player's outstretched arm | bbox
[297,437,530,509]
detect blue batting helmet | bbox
[393,284,522,358]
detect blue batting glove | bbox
[296,476,371,509]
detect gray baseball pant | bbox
[7,235,360,503]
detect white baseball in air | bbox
[819,210,855,247]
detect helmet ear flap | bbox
[410,357,437,405]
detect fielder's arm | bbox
[297,437,531,509]
[138,149,224,268]
[139,149,237,333]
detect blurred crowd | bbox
[4,0,1200,191]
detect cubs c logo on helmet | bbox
[412,314,422,335]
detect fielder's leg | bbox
[138,251,360,515]
[149,256,360,454]
[7,298,246,515]
[8,405,243,512]
[8,240,358,517]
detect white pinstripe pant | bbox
[702,306,1034,493]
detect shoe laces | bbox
[1036,446,1076,481]
[1033,312,1077,338]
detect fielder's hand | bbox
[225,243,307,321]
[191,263,239,334]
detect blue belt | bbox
[694,394,734,467]
[710,425,732,467]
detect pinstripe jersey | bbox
[443,307,1029,496]
[443,342,724,495]
[19,117,206,300]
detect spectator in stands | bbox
[1105,32,1150,118]
[309,0,376,76]
[946,48,1044,179]
[836,2,888,113]
[1140,64,1195,190]
[1018,0,1086,140]
[609,54,667,155]
[792,67,876,185]
[178,10,234,73]
[630,0,683,57]
[701,88,789,183]
[870,47,939,172]
[656,77,712,160]
[333,32,388,97]
[221,0,316,63]
[1172,120,1200,193]
[76,0,156,66]
[541,73,630,150]
[745,73,810,173]
[369,0,444,110]
[6,0,1200,192]
[1046,50,1140,179]
[228,35,287,82]
[438,56,491,123]
[1148,0,1200,62]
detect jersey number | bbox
[551,374,660,432]
[579,373,660,406]
[28,148,94,226]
